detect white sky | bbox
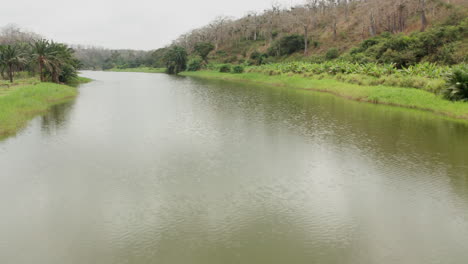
[1,0,303,50]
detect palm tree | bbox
[0,44,26,83]
[31,40,78,83]
[31,39,56,82]
[47,42,76,83]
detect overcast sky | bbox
[1,0,303,50]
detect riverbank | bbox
[107,67,166,73]
[0,77,90,138]
[180,71,468,120]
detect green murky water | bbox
[1,71,467,264]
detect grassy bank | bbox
[67,76,93,86]
[107,67,166,73]
[180,71,468,120]
[0,77,89,138]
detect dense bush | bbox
[347,19,467,67]
[187,56,203,71]
[250,61,451,79]
[444,65,468,101]
[164,46,187,74]
[247,61,462,92]
[219,64,231,73]
[193,42,214,62]
[268,34,305,56]
[232,65,244,73]
[325,48,340,60]
[250,51,268,65]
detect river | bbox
[1,71,468,264]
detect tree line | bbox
[73,46,167,70]
[0,25,79,83]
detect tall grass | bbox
[245,61,462,93]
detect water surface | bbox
[1,71,468,264]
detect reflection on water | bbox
[0,71,467,264]
[40,101,75,135]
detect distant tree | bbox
[0,44,26,82]
[193,42,214,62]
[164,46,187,74]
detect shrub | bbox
[193,42,214,62]
[311,41,320,48]
[250,51,268,65]
[223,55,238,63]
[232,65,244,73]
[348,19,467,66]
[268,34,305,56]
[187,56,203,71]
[219,64,231,73]
[444,65,468,101]
[325,48,340,60]
[164,46,188,74]
[380,49,417,68]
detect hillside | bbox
[174,0,467,64]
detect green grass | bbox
[0,76,90,138]
[107,67,166,73]
[66,76,93,86]
[180,71,468,120]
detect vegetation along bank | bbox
[1,28,89,138]
[180,69,468,120]
[0,77,91,138]
[78,1,467,120]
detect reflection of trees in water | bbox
[40,101,75,134]
[187,77,468,200]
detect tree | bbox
[164,46,187,74]
[31,39,78,83]
[0,44,26,83]
[193,42,214,62]
[419,0,428,32]
[31,39,56,82]
[47,42,77,83]
[268,34,305,56]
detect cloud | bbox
[0,0,302,50]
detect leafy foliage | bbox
[247,61,462,92]
[0,44,27,82]
[250,61,452,79]
[250,51,268,65]
[164,46,187,74]
[187,56,203,71]
[193,42,214,62]
[31,39,79,83]
[444,64,468,101]
[0,39,79,84]
[325,48,340,60]
[219,64,231,73]
[348,19,467,67]
[232,65,244,73]
[268,34,305,56]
